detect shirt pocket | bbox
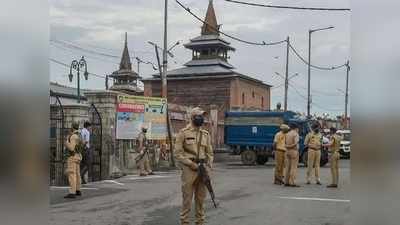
[184,137,196,146]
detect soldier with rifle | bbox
[136,125,154,176]
[175,107,216,225]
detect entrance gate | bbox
[88,103,103,181]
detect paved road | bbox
[50,158,350,225]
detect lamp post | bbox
[68,56,88,103]
[307,26,334,117]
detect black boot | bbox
[64,193,76,199]
[76,190,82,196]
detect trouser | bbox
[138,153,152,175]
[285,150,299,185]
[306,149,321,182]
[80,149,92,182]
[66,157,81,194]
[180,165,207,225]
[330,152,340,185]
[274,150,286,182]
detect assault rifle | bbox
[198,160,218,208]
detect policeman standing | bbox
[324,127,342,188]
[284,122,300,187]
[273,124,289,185]
[175,107,213,225]
[64,122,82,199]
[137,125,154,176]
[304,123,323,185]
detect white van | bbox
[337,129,351,158]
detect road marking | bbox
[127,175,173,180]
[50,186,99,190]
[278,196,350,202]
[103,180,125,186]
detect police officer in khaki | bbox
[324,127,342,188]
[137,125,154,176]
[304,123,323,185]
[64,122,82,199]
[284,122,300,187]
[175,107,213,225]
[273,124,289,185]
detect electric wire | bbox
[175,0,286,46]
[225,0,351,11]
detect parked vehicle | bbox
[337,129,351,158]
[224,111,328,166]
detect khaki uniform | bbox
[273,131,286,183]
[304,131,322,183]
[65,131,82,194]
[284,130,299,185]
[137,132,152,175]
[329,134,341,185]
[175,125,213,225]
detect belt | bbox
[189,158,206,163]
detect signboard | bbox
[116,95,167,140]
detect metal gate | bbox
[49,91,67,186]
[88,103,103,181]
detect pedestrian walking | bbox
[175,107,214,225]
[273,124,289,185]
[136,125,154,176]
[304,123,323,185]
[324,127,342,188]
[284,122,300,187]
[80,121,92,184]
[64,122,83,199]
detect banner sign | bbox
[116,95,167,140]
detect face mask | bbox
[192,115,204,127]
[314,128,320,133]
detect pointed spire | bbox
[120,32,132,70]
[201,0,219,35]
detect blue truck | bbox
[224,111,328,166]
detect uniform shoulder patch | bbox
[200,129,209,135]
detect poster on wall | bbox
[116,95,167,140]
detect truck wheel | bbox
[256,156,268,165]
[301,151,308,167]
[241,150,257,165]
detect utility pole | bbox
[345,60,350,128]
[162,0,168,98]
[307,26,334,117]
[284,36,290,111]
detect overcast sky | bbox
[50,0,350,117]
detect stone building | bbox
[142,0,272,147]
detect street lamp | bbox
[307,26,334,117]
[68,56,88,103]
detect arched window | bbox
[252,91,255,98]
[242,93,245,105]
[261,96,264,108]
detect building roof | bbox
[201,0,219,35]
[50,82,89,100]
[110,32,139,79]
[184,59,234,69]
[143,65,271,87]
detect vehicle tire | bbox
[301,151,308,167]
[256,155,268,165]
[339,149,350,159]
[241,150,257,165]
[320,149,329,167]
